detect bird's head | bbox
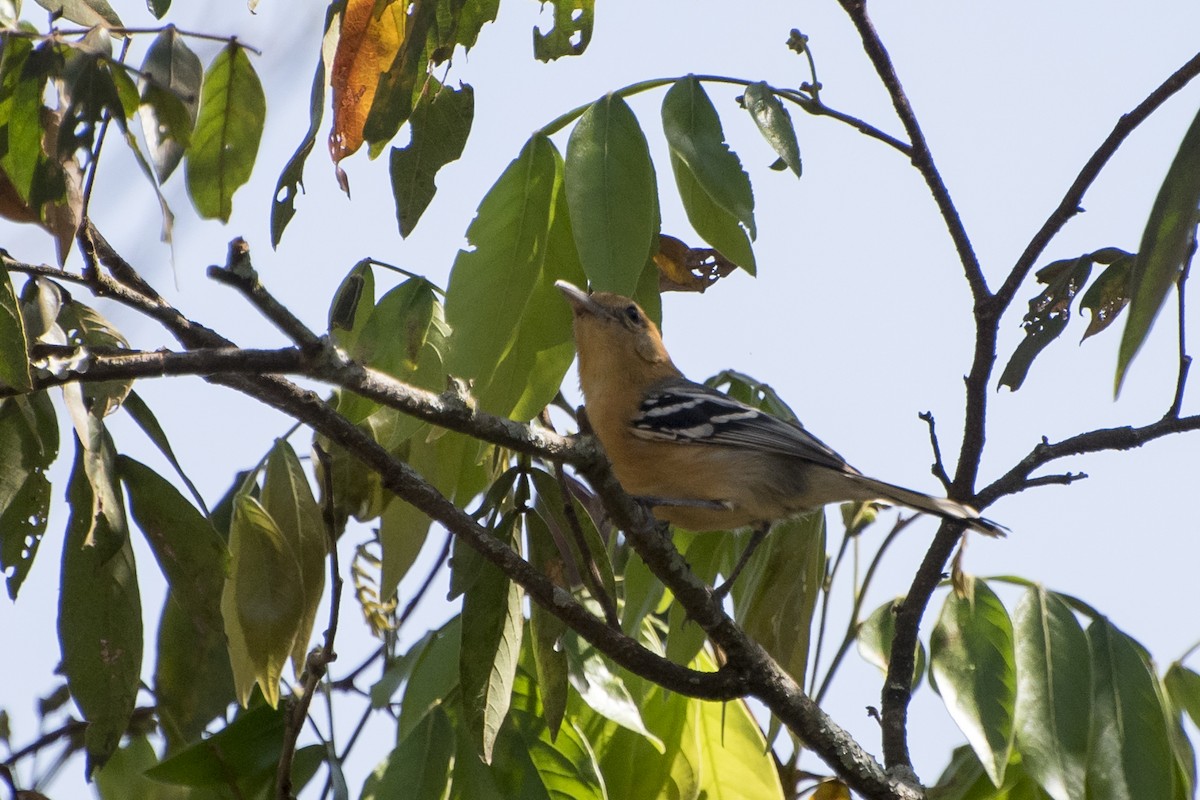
[554,280,673,369]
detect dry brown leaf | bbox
[328,0,407,166]
[654,233,738,293]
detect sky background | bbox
[3,0,1200,796]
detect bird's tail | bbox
[849,475,1006,537]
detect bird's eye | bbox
[623,304,641,324]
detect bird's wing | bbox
[630,379,854,473]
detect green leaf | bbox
[154,592,235,753]
[532,0,594,61]
[1080,253,1135,341]
[856,598,926,690]
[65,412,128,563]
[666,532,721,668]
[529,468,616,608]
[94,736,163,800]
[57,33,128,159]
[1086,618,1177,800]
[669,151,756,274]
[564,633,662,750]
[261,440,328,676]
[0,393,56,599]
[620,552,662,638]
[565,94,658,295]
[147,0,170,18]
[1012,586,1090,800]
[693,690,785,799]
[460,514,523,763]
[525,512,569,739]
[146,703,284,788]
[399,617,462,740]
[930,579,1017,787]
[33,0,121,28]
[57,299,132,416]
[662,76,755,237]
[185,43,265,222]
[998,255,1093,391]
[390,81,474,237]
[0,37,44,205]
[735,511,824,684]
[122,390,207,514]
[446,133,584,419]
[362,708,455,800]
[120,456,226,640]
[223,494,305,708]
[271,46,325,248]
[138,27,201,183]
[743,82,802,177]
[327,260,376,352]
[360,0,437,148]
[1165,664,1200,728]
[1116,102,1200,394]
[58,443,143,778]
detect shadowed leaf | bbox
[533,0,594,61]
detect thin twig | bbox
[918,411,951,490]
[1168,230,1196,418]
[1019,472,1088,490]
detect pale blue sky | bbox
[4,0,1200,795]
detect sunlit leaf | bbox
[138,27,201,183]
[1012,586,1090,800]
[564,632,663,750]
[565,94,658,295]
[1166,664,1200,729]
[56,299,132,416]
[856,598,925,690]
[185,43,265,222]
[654,232,739,292]
[361,0,438,150]
[0,393,56,599]
[33,0,121,28]
[1116,103,1200,394]
[743,82,802,177]
[59,444,143,778]
[261,440,328,676]
[328,0,408,165]
[390,81,473,237]
[930,579,1016,787]
[361,706,455,800]
[533,0,593,61]
[0,37,46,206]
[998,255,1092,391]
[1086,618,1177,800]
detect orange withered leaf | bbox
[328,0,407,167]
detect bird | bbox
[554,280,1003,592]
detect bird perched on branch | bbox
[555,280,1003,591]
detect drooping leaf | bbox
[459,514,523,763]
[56,299,132,416]
[532,0,594,61]
[389,81,474,237]
[223,494,305,708]
[999,255,1093,391]
[563,632,662,750]
[361,706,455,800]
[0,393,57,599]
[525,512,569,739]
[185,43,265,222]
[0,37,46,208]
[662,76,755,237]
[1012,586,1090,800]
[446,133,585,419]
[1166,664,1200,729]
[120,456,226,640]
[154,592,236,753]
[261,440,328,677]
[271,34,327,248]
[121,391,207,514]
[1116,102,1200,394]
[564,94,658,295]
[0,270,30,392]
[654,232,740,292]
[1080,252,1135,341]
[328,0,408,165]
[529,467,616,608]
[735,511,824,685]
[56,32,127,159]
[456,0,500,51]
[398,616,461,740]
[327,260,376,352]
[666,532,721,668]
[742,82,802,177]
[58,444,143,778]
[668,150,756,273]
[361,0,440,151]
[1086,618,1177,800]
[930,579,1017,787]
[33,0,121,29]
[138,27,201,183]
[692,671,785,799]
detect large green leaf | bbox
[734,511,824,685]
[564,94,658,295]
[1086,618,1176,800]
[1165,663,1200,729]
[33,0,121,27]
[0,259,30,391]
[1012,586,1090,800]
[532,0,594,61]
[1116,102,1200,394]
[361,706,456,800]
[154,592,236,753]
[692,677,784,799]
[146,703,284,789]
[446,133,584,419]
[742,82,801,177]
[390,81,474,237]
[58,444,143,778]
[185,43,265,222]
[120,456,226,640]
[0,392,57,599]
[138,27,201,183]
[930,579,1017,787]
[399,617,462,740]
[525,512,569,739]
[460,514,523,762]
[563,633,661,750]
[662,76,755,236]
[856,598,926,690]
[0,37,45,204]
[261,440,328,676]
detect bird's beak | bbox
[554,280,600,316]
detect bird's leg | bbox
[713,521,771,600]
